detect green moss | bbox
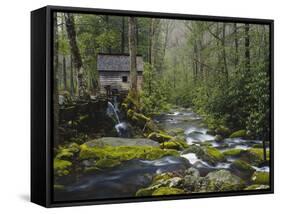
[251,172,270,185]
[160,141,181,150]
[244,184,270,190]
[54,184,65,191]
[248,148,270,160]
[152,187,185,196]
[223,149,245,157]
[79,144,179,169]
[232,160,254,172]
[229,130,247,138]
[136,186,159,197]
[96,159,121,168]
[148,132,173,143]
[205,147,226,162]
[242,148,270,166]
[56,148,74,160]
[54,158,72,176]
[152,173,174,183]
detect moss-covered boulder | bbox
[230,160,255,179]
[203,170,245,192]
[160,141,181,150]
[214,135,223,142]
[244,184,270,190]
[204,147,226,163]
[78,143,179,170]
[223,149,245,157]
[229,130,247,138]
[148,132,173,143]
[251,172,270,185]
[215,126,231,137]
[160,139,187,150]
[241,148,269,166]
[54,158,72,176]
[182,145,225,165]
[152,187,185,196]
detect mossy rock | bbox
[204,147,226,164]
[241,148,269,166]
[214,135,223,142]
[55,148,74,160]
[183,145,225,165]
[54,158,72,176]
[78,144,179,169]
[160,140,187,150]
[152,173,174,183]
[223,149,245,157]
[135,184,162,197]
[229,130,247,138]
[152,187,185,196]
[244,184,270,190]
[204,170,245,192]
[215,126,231,137]
[230,160,255,179]
[160,141,181,150]
[148,132,173,143]
[251,172,270,185]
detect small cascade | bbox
[107,101,131,137]
[107,101,120,124]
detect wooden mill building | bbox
[97,53,144,95]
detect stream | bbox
[55,107,269,201]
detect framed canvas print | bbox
[31,5,274,207]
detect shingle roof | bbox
[97,54,144,72]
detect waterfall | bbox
[107,101,120,124]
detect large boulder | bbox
[251,172,270,185]
[85,137,160,147]
[230,160,255,180]
[202,170,245,192]
[182,145,226,166]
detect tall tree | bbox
[53,13,59,146]
[65,13,87,98]
[128,17,138,93]
[245,23,250,73]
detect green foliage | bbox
[141,63,171,114]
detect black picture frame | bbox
[31,5,274,208]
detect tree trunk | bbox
[128,17,138,93]
[63,56,67,90]
[245,24,250,73]
[234,23,239,70]
[262,141,267,161]
[65,13,87,98]
[53,13,59,146]
[121,17,125,53]
[70,54,75,96]
[222,23,228,82]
